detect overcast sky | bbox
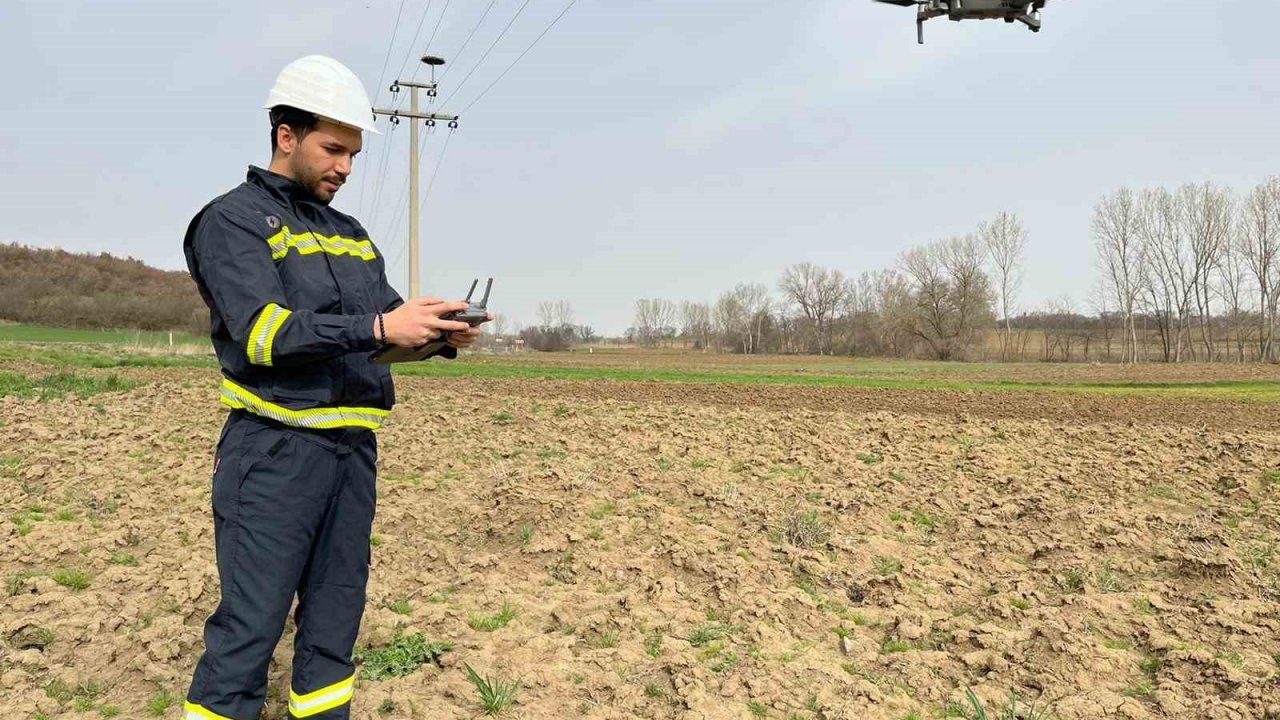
[3,0,1279,335]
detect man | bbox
[181,55,485,720]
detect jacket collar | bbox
[246,165,318,208]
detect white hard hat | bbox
[264,55,381,135]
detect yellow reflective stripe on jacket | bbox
[220,379,389,430]
[266,226,376,262]
[183,702,235,720]
[289,673,356,718]
[247,303,292,366]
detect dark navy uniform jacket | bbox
[184,165,451,430]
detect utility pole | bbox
[372,55,458,299]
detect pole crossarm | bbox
[372,108,459,122]
[389,80,438,90]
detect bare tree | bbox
[978,211,1027,360]
[536,302,554,329]
[778,263,846,354]
[899,236,994,360]
[536,300,574,330]
[680,301,713,349]
[1093,188,1146,363]
[1088,282,1115,362]
[1136,187,1192,361]
[713,291,748,353]
[632,298,676,346]
[871,269,916,357]
[730,283,770,354]
[1240,178,1280,360]
[1180,182,1233,361]
[486,313,510,351]
[1217,229,1250,361]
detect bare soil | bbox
[2,370,1279,719]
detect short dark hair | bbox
[269,105,319,153]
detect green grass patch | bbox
[52,569,91,591]
[0,456,21,477]
[464,663,520,716]
[357,633,454,681]
[0,371,142,400]
[0,324,206,345]
[881,639,912,654]
[873,556,903,576]
[145,689,176,717]
[0,342,214,369]
[391,356,1280,403]
[1103,638,1135,651]
[644,629,663,657]
[688,622,740,647]
[468,602,516,632]
[1121,681,1154,699]
[108,551,139,567]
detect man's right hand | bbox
[379,297,472,347]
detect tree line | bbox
[1094,180,1280,363]
[616,214,1016,360]
[0,243,207,333]
[613,177,1280,363]
[10,174,1280,364]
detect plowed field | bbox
[2,361,1279,719]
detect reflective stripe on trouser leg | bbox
[182,701,236,720]
[186,414,339,720]
[289,431,377,719]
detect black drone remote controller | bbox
[435,278,492,343]
[370,278,494,364]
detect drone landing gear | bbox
[915,4,945,44]
[1016,10,1042,32]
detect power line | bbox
[364,120,400,233]
[371,0,409,109]
[435,0,535,109]
[438,0,501,83]
[389,0,438,110]
[421,0,454,65]
[422,127,455,209]
[378,124,436,258]
[411,129,456,294]
[454,0,580,115]
[359,0,409,219]
[384,126,454,287]
[370,0,440,224]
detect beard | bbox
[290,157,343,205]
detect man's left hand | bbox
[446,313,495,350]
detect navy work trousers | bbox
[184,411,377,720]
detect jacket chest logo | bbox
[265,215,281,229]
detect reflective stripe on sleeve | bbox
[266,226,376,262]
[246,303,292,366]
[219,379,389,430]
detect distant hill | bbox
[0,243,206,334]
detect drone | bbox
[873,0,1049,44]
